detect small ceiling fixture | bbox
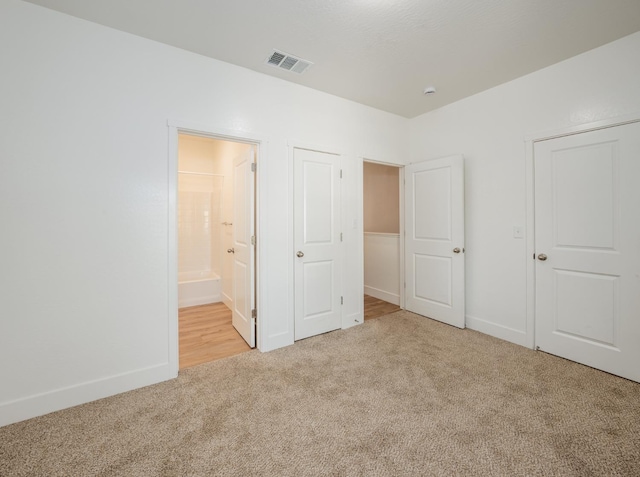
[265,50,313,74]
[423,86,437,95]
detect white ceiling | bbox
[25,0,640,118]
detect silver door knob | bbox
[296,251,304,258]
[453,247,461,254]
[227,248,235,254]
[538,253,547,261]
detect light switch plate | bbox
[513,225,524,239]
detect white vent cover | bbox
[266,50,313,74]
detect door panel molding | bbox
[231,147,256,348]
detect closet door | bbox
[294,148,342,340]
[534,121,640,382]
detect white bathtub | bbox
[178,271,221,308]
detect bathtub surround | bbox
[176,134,251,309]
[177,134,246,309]
[177,274,221,308]
[177,172,224,281]
[177,170,224,307]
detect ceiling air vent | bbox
[265,50,313,74]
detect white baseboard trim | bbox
[343,310,364,329]
[465,314,529,348]
[364,286,400,305]
[0,363,174,427]
[221,292,233,310]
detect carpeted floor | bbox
[1,311,639,476]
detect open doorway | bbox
[177,133,256,369]
[363,161,402,320]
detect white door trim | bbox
[167,119,269,374]
[524,112,640,350]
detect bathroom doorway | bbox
[177,133,257,369]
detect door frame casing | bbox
[168,119,268,374]
[524,112,640,350]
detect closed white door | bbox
[294,148,342,340]
[231,147,255,348]
[534,122,640,382]
[405,155,465,328]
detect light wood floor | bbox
[179,296,401,369]
[179,302,251,370]
[364,294,401,321]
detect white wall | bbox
[5,0,638,428]
[363,162,401,304]
[408,31,640,346]
[364,233,400,305]
[0,0,408,426]
[363,162,400,233]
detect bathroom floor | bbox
[179,302,251,370]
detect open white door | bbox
[534,122,640,382]
[294,148,342,340]
[405,155,465,328]
[231,146,256,348]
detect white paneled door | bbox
[231,147,256,348]
[405,156,465,328]
[534,122,640,382]
[294,148,342,340]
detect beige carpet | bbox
[1,311,639,476]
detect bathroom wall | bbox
[178,135,224,280]
[178,134,252,307]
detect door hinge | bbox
[251,162,256,172]
[252,309,257,321]
[341,296,344,305]
[340,232,343,242]
[251,235,256,246]
[340,169,343,178]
